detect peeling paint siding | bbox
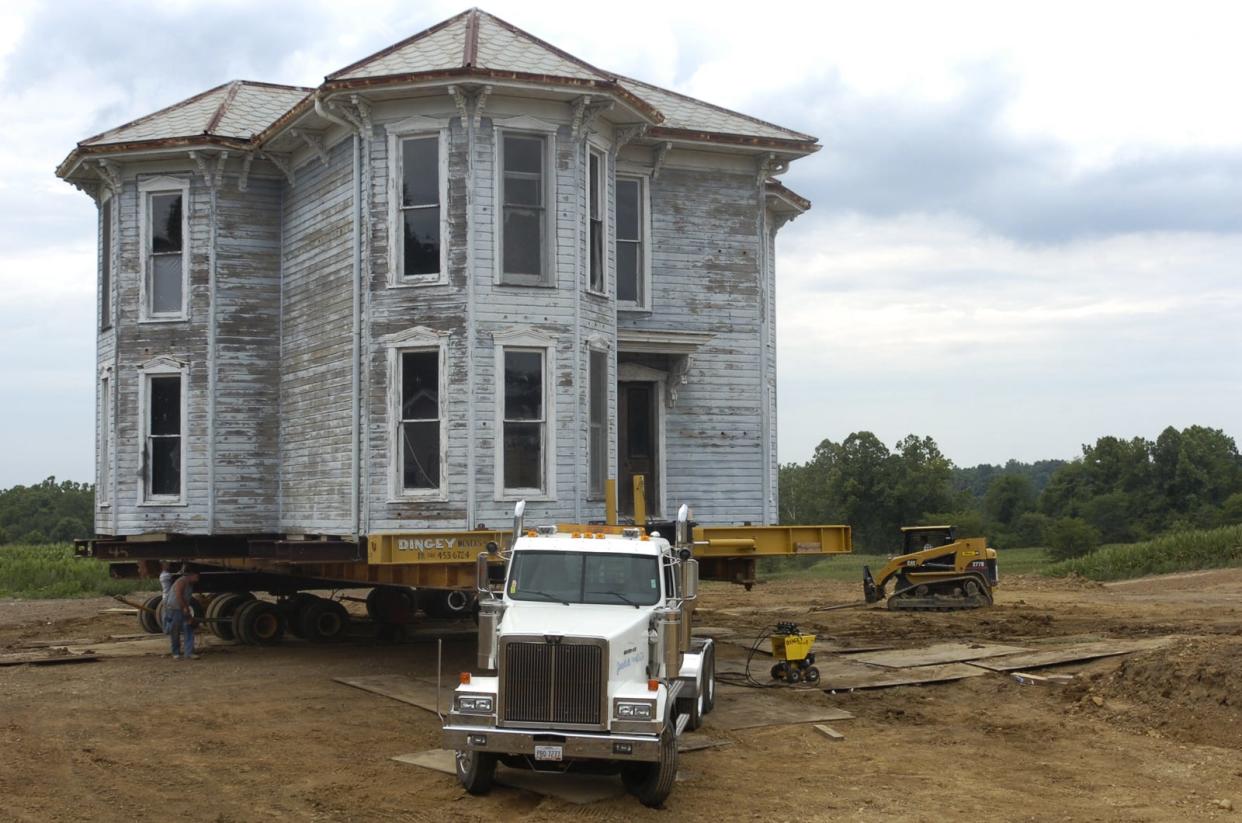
[112,173,211,534]
[279,138,355,533]
[213,176,282,532]
[620,166,767,525]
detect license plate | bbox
[534,745,563,762]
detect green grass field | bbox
[0,544,155,599]
[759,546,1054,583]
[1045,524,1242,581]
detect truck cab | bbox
[442,505,716,808]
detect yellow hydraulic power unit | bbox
[768,622,820,684]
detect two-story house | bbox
[56,8,817,540]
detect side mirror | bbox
[682,558,699,601]
[675,503,690,548]
[476,552,491,595]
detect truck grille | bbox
[501,639,604,727]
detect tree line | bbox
[780,425,1242,557]
[0,478,95,545]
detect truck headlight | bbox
[455,694,495,714]
[615,701,655,720]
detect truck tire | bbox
[300,599,349,642]
[701,644,716,714]
[623,715,678,808]
[281,593,320,638]
[139,595,162,634]
[455,748,498,795]
[234,600,285,645]
[207,592,251,641]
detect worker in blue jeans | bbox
[166,570,201,659]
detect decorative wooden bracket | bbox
[652,141,673,179]
[474,85,493,128]
[448,85,470,126]
[570,95,613,138]
[261,151,295,186]
[237,151,254,192]
[667,355,692,408]
[611,124,648,159]
[93,159,123,195]
[291,129,329,166]
[189,150,228,190]
[755,152,789,186]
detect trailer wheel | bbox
[282,593,320,638]
[623,711,678,808]
[455,748,497,795]
[424,589,473,619]
[207,593,251,641]
[139,595,162,634]
[366,587,416,624]
[234,600,285,645]
[300,599,349,642]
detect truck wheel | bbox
[300,599,349,642]
[234,600,285,645]
[281,593,319,638]
[455,748,497,795]
[207,593,252,641]
[139,595,162,634]
[623,721,678,808]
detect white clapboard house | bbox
[57,8,818,538]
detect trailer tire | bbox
[300,599,349,642]
[426,589,473,619]
[623,714,678,808]
[455,748,497,795]
[366,587,416,624]
[207,593,251,641]
[234,600,285,645]
[282,593,320,638]
[139,595,162,634]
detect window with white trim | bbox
[398,349,441,491]
[500,133,549,285]
[100,196,112,330]
[144,373,182,500]
[587,147,606,293]
[99,376,110,505]
[502,348,546,492]
[140,178,189,320]
[616,175,647,307]
[588,348,608,498]
[399,135,442,280]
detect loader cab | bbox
[901,525,956,555]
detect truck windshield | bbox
[507,551,661,606]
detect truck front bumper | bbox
[443,723,662,762]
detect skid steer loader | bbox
[863,525,998,611]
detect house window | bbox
[100,197,112,330]
[587,148,605,293]
[399,136,441,279]
[500,133,548,285]
[399,350,441,490]
[502,349,545,491]
[145,374,182,499]
[616,175,646,306]
[588,349,607,498]
[99,377,110,505]
[148,192,185,317]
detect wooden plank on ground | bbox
[841,642,1031,668]
[967,638,1173,672]
[0,652,98,667]
[818,658,986,691]
[16,638,95,649]
[335,674,446,714]
[814,724,846,741]
[708,688,853,731]
[394,749,626,804]
[62,636,229,659]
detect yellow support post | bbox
[632,475,646,525]
[605,479,618,526]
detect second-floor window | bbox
[501,133,548,285]
[400,136,441,280]
[399,350,441,491]
[587,148,605,293]
[616,175,647,308]
[141,178,189,320]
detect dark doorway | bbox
[618,381,659,518]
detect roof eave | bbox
[646,127,819,155]
[765,178,811,213]
[57,135,254,181]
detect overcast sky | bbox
[1,0,1239,487]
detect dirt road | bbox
[1,570,1239,822]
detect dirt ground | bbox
[1,569,1240,822]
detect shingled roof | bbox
[79,80,312,147]
[62,7,816,174]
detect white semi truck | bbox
[442,503,717,807]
